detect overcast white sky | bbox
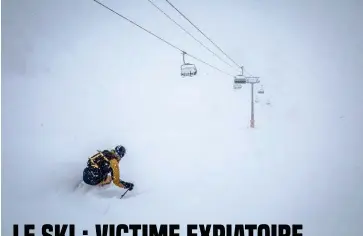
[3,0,362,151]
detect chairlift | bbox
[233,75,246,90]
[258,85,264,94]
[233,83,242,89]
[180,52,197,77]
[234,66,247,85]
[234,76,247,84]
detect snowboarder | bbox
[82,145,134,191]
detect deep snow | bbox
[2,0,363,235]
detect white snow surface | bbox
[2,0,363,235]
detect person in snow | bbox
[83,145,134,191]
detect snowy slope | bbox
[2,0,363,235]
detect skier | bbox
[83,145,134,191]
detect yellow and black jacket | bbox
[87,150,125,188]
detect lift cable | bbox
[91,0,234,77]
[147,0,236,70]
[164,0,243,70]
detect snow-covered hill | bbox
[2,0,363,235]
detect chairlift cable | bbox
[91,0,234,77]
[147,0,236,70]
[187,53,234,77]
[164,0,242,69]
[242,68,254,77]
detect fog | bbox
[2,0,363,235]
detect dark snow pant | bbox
[83,166,108,185]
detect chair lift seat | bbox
[181,63,197,77]
[234,75,247,84]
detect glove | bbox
[121,180,134,191]
[124,182,134,191]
